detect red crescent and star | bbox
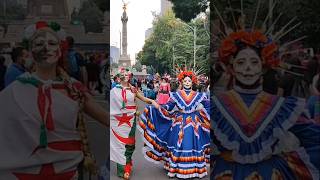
[112,113,135,145]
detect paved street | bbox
[82,94,108,180]
[110,99,210,180]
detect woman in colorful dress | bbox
[110,67,159,179]
[156,77,171,105]
[211,29,320,180]
[0,21,108,180]
[139,68,211,179]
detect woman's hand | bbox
[151,100,160,109]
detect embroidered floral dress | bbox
[211,86,320,180]
[139,89,210,179]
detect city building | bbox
[110,45,120,64]
[160,0,173,16]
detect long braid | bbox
[57,67,98,175]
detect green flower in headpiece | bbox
[48,22,61,32]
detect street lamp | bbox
[178,20,198,68]
[160,39,176,70]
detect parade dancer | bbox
[156,76,171,105]
[110,67,158,179]
[139,67,210,179]
[0,21,108,179]
[211,20,320,179]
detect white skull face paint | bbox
[31,30,61,67]
[233,48,262,86]
[183,76,192,90]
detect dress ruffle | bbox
[139,93,210,179]
[211,92,320,180]
[212,95,305,164]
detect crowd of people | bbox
[110,67,211,179]
[110,72,210,102]
[0,37,109,96]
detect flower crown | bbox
[117,67,132,78]
[22,21,69,67]
[23,21,66,41]
[174,65,198,84]
[218,29,279,67]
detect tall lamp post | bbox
[179,21,197,68]
[161,39,176,70]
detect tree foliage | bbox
[132,61,142,72]
[211,0,320,51]
[0,1,26,25]
[93,0,109,12]
[76,1,104,33]
[169,0,209,22]
[136,10,210,75]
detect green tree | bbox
[132,61,142,72]
[111,63,118,69]
[295,0,320,50]
[211,0,320,50]
[0,1,26,27]
[169,0,208,22]
[136,10,210,75]
[77,1,104,33]
[93,0,109,12]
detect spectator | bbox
[263,67,280,95]
[66,36,87,83]
[112,75,120,89]
[86,55,100,94]
[100,53,110,98]
[4,47,28,87]
[96,53,105,94]
[278,57,307,97]
[0,56,7,91]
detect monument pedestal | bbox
[118,55,131,67]
[0,0,109,51]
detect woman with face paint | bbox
[0,21,108,179]
[211,30,320,180]
[139,67,210,179]
[156,77,171,105]
[110,67,159,179]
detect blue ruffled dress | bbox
[139,89,211,179]
[211,86,320,180]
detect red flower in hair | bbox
[261,43,279,67]
[219,38,237,64]
[178,71,197,84]
[229,31,246,40]
[252,31,268,43]
[36,21,48,29]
